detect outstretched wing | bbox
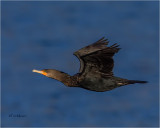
[74,37,120,77]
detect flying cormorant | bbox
[33,37,147,92]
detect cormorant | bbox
[33,37,147,92]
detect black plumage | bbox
[33,37,147,92]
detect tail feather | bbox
[127,80,148,84]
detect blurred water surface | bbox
[1,1,159,127]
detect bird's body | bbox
[78,75,120,92]
[33,37,147,92]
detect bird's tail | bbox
[127,80,148,84]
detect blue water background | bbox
[1,1,159,127]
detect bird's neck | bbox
[51,70,78,87]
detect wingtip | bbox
[96,37,105,42]
[94,37,109,45]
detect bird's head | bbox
[32,69,69,81]
[33,69,73,86]
[32,69,57,78]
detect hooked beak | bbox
[32,69,47,76]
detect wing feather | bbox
[74,37,120,77]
